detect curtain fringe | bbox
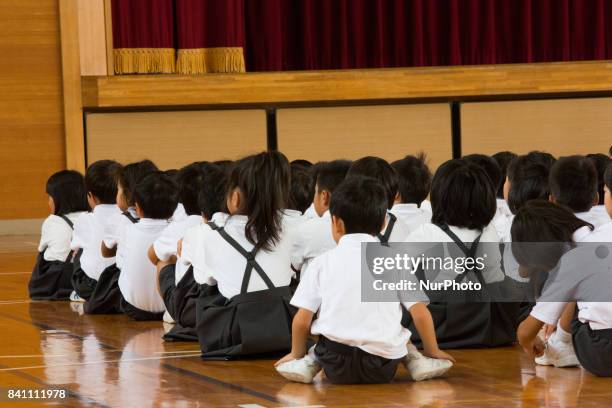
[114,48,176,74]
[176,48,246,74]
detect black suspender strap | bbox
[122,211,139,224]
[213,227,276,294]
[439,224,484,284]
[58,215,74,230]
[377,213,397,245]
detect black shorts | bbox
[572,319,612,377]
[314,336,402,384]
[71,267,97,301]
[83,264,122,315]
[120,297,164,321]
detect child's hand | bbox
[275,353,298,367]
[424,348,456,363]
[543,324,556,341]
[522,336,546,358]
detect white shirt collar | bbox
[138,218,171,227]
[338,233,378,247]
[93,204,118,214]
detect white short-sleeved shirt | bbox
[292,233,425,359]
[591,205,610,222]
[38,212,86,262]
[118,218,170,313]
[390,203,431,234]
[70,204,120,280]
[282,209,308,231]
[153,215,202,262]
[103,207,139,270]
[576,208,611,230]
[291,211,336,273]
[303,203,318,220]
[172,203,188,223]
[530,242,612,330]
[191,214,295,299]
[405,223,505,284]
[492,199,513,242]
[178,212,229,284]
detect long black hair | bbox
[46,170,89,216]
[228,151,290,252]
[511,200,593,290]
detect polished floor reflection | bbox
[1,236,612,407]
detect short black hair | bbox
[289,163,315,213]
[431,159,496,230]
[291,159,313,169]
[85,160,122,204]
[549,155,598,213]
[527,151,556,169]
[133,172,179,219]
[391,153,432,205]
[164,169,179,181]
[587,153,611,205]
[196,162,228,220]
[492,151,518,199]
[117,160,158,207]
[329,176,388,235]
[347,156,398,209]
[213,160,234,176]
[506,153,552,214]
[605,162,612,191]
[46,170,89,216]
[177,162,206,216]
[316,160,352,195]
[463,154,501,195]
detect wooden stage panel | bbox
[277,104,452,169]
[461,98,612,157]
[85,110,268,168]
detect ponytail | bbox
[228,151,290,251]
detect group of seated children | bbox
[30,147,612,383]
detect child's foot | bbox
[163,311,175,324]
[535,335,579,368]
[69,291,85,303]
[404,344,453,381]
[276,353,321,384]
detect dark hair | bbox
[177,162,209,216]
[587,153,611,205]
[133,172,179,219]
[347,157,398,209]
[196,162,228,220]
[506,153,552,214]
[213,160,234,176]
[316,160,352,195]
[117,160,158,207]
[492,151,518,199]
[291,159,313,169]
[46,170,88,216]
[391,153,432,205]
[511,200,593,286]
[549,155,598,213]
[329,176,388,235]
[228,151,291,252]
[605,162,612,191]
[85,160,122,204]
[431,159,496,230]
[164,169,179,182]
[463,154,501,195]
[289,163,315,213]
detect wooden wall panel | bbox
[86,110,268,169]
[77,0,107,76]
[0,0,65,220]
[277,104,452,170]
[462,98,612,157]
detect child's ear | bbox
[135,203,145,218]
[393,192,401,205]
[331,215,346,243]
[593,192,600,206]
[322,190,331,207]
[548,194,555,204]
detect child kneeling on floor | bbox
[275,176,455,384]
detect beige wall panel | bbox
[277,104,452,170]
[0,0,65,220]
[86,110,268,169]
[78,0,107,76]
[462,99,612,156]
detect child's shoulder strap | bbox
[438,223,484,283]
[122,211,139,224]
[58,215,74,230]
[377,213,397,246]
[211,226,276,294]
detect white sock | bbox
[554,323,572,344]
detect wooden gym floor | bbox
[1,236,612,407]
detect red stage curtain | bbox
[111,0,175,74]
[244,0,612,71]
[175,0,246,74]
